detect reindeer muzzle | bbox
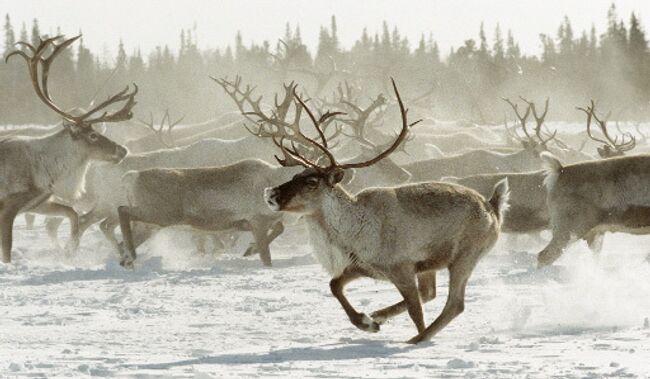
[112,145,128,163]
[264,187,281,211]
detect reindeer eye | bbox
[88,132,99,142]
[306,177,319,188]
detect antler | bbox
[339,94,387,147]
[520,97,556,145]
[275,78,421,172]
[138,109,184,148]
[7,35,137,127]
[214,76,345,162]
[502,97,532,140]
[577,100,636,157]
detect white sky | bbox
[3,0,648,61]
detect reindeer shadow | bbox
[122,339,420,370]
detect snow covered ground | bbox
[1,217,649,378]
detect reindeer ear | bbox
[327,168,346,186]
[65,123,83,138]
[94,122,107,134]
[342,168,355,185]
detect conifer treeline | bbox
[1,4,648,125]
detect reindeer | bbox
[538,150,650,266]
[401,98,554,182]
[113,77,349,268]
[579,100,636,158]
[0,35,137,263]
[263,79,510,343]
[115,159,301,268]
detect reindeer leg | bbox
[407,263,470,344]
[1,207,20,263]
[329,268,380,333]
[117,206,137,268]
[78,210,103,238]
[99,218,123,258]
[24,214,36,230]
[194,234,208,255]
[245,220,284,259]
[1,192,41,263]
[371,271,436,324]
[45,217,64,251]
[251,224,272,266]
[584,231,605,255]
[387,264,425,333]
[39,203,80,254]
[248,217,283,266]
[537,228,571,268]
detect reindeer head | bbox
[6,35,137,163]
[264,79,418,214]
[65,122,129,163]
[503,96,556,156]
[577,100,636,159]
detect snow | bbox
[1,217,649,378]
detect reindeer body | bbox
[449,170,549,234]
[539,153,650,266]
[404,148,542,182]
[304,182,503,278]
[117,160,300,267]
[1,130,94,200]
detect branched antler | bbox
[138,109,184,148]
[214,76,345,161]
[274,78,421,172]
[519,97,556,145]
[6,35,137,127]
[577,100,636,158]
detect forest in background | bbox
[0,4,648,125]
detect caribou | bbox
[538,151,650,266]
[578,100,636,158]
[263,79,510,343]
[0,35,137,263]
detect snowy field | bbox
[1,217,649,378]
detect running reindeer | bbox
[263,79,510,343]
[536,101,648,267]
[1,35,137,263]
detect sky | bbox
[2,0,648,62]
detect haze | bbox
[3,0,647,61]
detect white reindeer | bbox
[0,35,137,263]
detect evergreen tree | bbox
[30,18,40,47]
[493,24,505,61]
[3,14,15,55]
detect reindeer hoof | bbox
[355,313,380,333]
[369,311,388,325]
[406,334,427,344]
[536,250,559,268]
[120,258,134,270]
[243,244,258,257]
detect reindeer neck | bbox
[30,129,91,196]
[308,185,366,246]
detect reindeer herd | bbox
[2,35,650,343]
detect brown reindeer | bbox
[263,79,510,343]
